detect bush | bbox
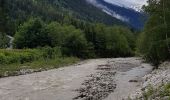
[61,26,90,58]
[0,33,10,48]
[91,24,134,57]
[146,39,170,66]
[137,28,170,66]
[141,83,170,100]
[0,47,62,65]
[14,18,51,49]
[46,22,93,58]
[14,19,135,58]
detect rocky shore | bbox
[130,62,170,100]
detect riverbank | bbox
[129,62,170,100]
[0,48,79,77]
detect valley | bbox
[0,0,170,99]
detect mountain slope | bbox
[102,0,147,12]
[86,0,148,29]
[56,0,125,25]
[5,0,126,31]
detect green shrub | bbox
[0,47,62,65]
[0,33,9,49]
[14,18,51,49]
[137,0,170,67]
[141,83,170,100]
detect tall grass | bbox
[0,47,79,77]
[0,47,61,65]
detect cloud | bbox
[102,9,129,22]
[86,0,129,22]
[86,0,148,11]
[103,0,148,10]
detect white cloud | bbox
[86,0,129,22]
[102,9,129,22]
[103,0,148,11]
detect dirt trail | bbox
[0,58,153,100]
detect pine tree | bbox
[0,0,7,33]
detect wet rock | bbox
[19,69,34,75]
[129,80,138,83]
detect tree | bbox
[46,22,93,58]
[105,26,132,57]
[60,25,91,58]
[89,24,134,57]
[45,22,65,47]
[0,33,9,48]
[93,24,107,57]
[137,0,170,66]
[0,0,10,48]
[14,18,51,49]
[0,0,7,33]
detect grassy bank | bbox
[0,47,62,64]
[141,83,170,100]
[0,48,79,77]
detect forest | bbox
[137,0,170,66]
[0,0,169,77]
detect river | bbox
[0,57,153,100]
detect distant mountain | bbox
[86,0,148,29]
[6,0,147,35]
[55,0,129,26]
[6,0,127,26]
[101,0,148,12]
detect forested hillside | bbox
[4,0,126,35]
[1,0,135,57]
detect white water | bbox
[6,35,14,49]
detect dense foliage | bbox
[83,24,134,57]
[0,33,9,49]
[0,0,9,48]
[13,18,135,58]
[0,48,78,77]
[0,0,7,33]
[14,18,51,48]
[0,47,61,65]
[137,0,170,66]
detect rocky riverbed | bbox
[0,58,153,100]
[74,64,117,100]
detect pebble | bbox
[74,63,117,100]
